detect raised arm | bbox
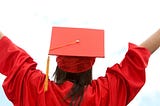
[140,29,160,54]
[0,32,4,39]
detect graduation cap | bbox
[44,26,105,92]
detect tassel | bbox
[44,56,50,92]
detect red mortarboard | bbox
[49,26,104,57]
[44,26,105,92]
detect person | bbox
[0,28,160,106]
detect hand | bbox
[0,32,4,39]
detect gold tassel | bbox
[44,56,50,92]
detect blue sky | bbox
[0,0,160,105]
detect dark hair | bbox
[53,66,92,106]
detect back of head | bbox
[54,66,92,85]
[53,56,95,106]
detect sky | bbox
[0,0,160,105]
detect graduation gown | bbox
[0,36,150,106]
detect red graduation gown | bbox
[0,36,150,106]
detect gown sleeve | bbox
[0,36,45,105]
[106,43,151,105]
